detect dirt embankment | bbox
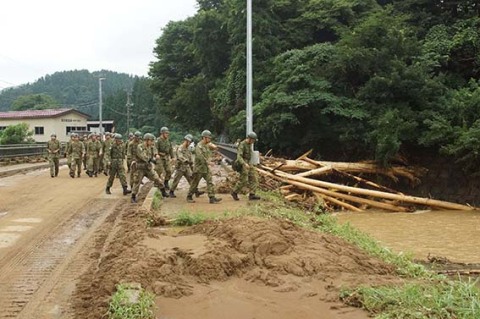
[73,203,402,319]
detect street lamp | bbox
[246,0,253,135]
[98,77,105,137]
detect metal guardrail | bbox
[216,143,238,162]
[0,143,47,159]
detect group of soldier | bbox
[46,127,261,204]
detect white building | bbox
[0,108,90,142]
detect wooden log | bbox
[301,157,403,194]
[260,167,474,211]
[257,168,408,212]
[271,158,421,183]
[296,149,313,160]
[304,157,421,183]
[297,166,333,177]
[314,194,364,213]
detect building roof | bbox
[0,108,90,120]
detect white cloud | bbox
[0,0,197,87]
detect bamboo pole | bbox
[257,168,408,212]
[260,167,474,211]
[314,194,364,212]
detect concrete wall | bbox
[0,112,87,142]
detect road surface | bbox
[0,165,128,318]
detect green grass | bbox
[151,190,162,211]
[108,283,155,319]
[173,211,209,226]
[341,279,480,319]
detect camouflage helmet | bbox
[201,130,212,138]
[105,132,111,137]
[143,133,155,140]
[160,126,169,133]
[184,134,193,142]
[247,131,258,140]
[134,131,142,138]
[128,132,134,138]
[114,133,122,140]
[71,132,78,137]
[51,133,57,137]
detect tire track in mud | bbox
[0,198,124,318]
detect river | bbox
[336,210,480,264]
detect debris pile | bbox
[257,150,475,212]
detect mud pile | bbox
[73,204,400,319]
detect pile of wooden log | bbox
[257,151,475,212]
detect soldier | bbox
[81,134,88,170]
[47,133,61,177]
[231,132,260,201]
[127,131,142,188]
[155,126,175,190]
[102,132,113,176]
[67,133,85,178]
[126,132,134,173]
[130,133,169,203]
[105,134,132,195]
[86,133,102,177]
[65,133,73,170]
[169,134,205,198]
[186,130,222,204]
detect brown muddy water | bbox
[336,210,480,264]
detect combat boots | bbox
[69,172,74,178]
[195,191,205,198]
[231,192,239,201]
[106,187,111,195]
[160,188,169,198]
[169,190,176,198]
[249,194,261,200]
[123,186,132,195]
[164,180,170,191]
[131,194,137,203]
[186,195,195,203]
[209,197,222,204]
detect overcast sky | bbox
[0,0,198,89]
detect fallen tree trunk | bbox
[258,168,410,212]
[265,158,422,183]
[259,166,474,211]
[314,194,364,213]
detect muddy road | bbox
[0,166,126,318]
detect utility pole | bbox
[98,77,106,137]
[246,0,253,135]
[126,90,133,135]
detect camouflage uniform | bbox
[86,139,102,176]
[155,136,174,186]
[103,136,113,174]
[232,140,258,194]
[126,135,134,172]
[188,141,216,198]
[170,144,193,192]
[65,138,72,169]
[47,139,61,177]
[131,143,165,196]
[127,139,140,188]
[80,136,88,169]
[67,140,85,177]
[106,141,128,190]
